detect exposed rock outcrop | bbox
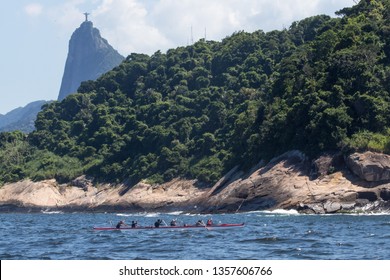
[0,178,207,212]
[311,152,344,179]
[58,20,124,101]
[346,152,390,182]
[1,150,390,214]
[200,150,390,214]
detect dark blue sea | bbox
[1,210,390,260]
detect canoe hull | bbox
[93,223,245,231]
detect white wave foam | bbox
[144,213,161,217]
[182,213,200,216]
[41,210,63,214]
[262,209,300,215]
[116,213,133,217]
[344,212,390,216]
[166,211,184,215]
[116,212,161,217]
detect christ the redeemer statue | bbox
[84,12,90,22]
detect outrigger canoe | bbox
[93,223,245,231]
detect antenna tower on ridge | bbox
[191,26,194,44]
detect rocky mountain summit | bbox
[58,19,124,101]
[1,150,390,214]
[1,19,124,132]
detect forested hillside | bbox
[2,0,390,186]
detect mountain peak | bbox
[57,20,124,101]
[80,20,93,29]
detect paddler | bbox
[115,220,128,229]
[195,220,205,226]
[154,219,163,228]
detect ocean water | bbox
[1,210,390,260]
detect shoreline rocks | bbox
[1,150,390,214]
[346,152,390,182]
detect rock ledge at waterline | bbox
[1,150,390,214]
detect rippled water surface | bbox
[1,211,390,260]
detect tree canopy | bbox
[2,0,390,186]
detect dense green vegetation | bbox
[0,131,83,185]
[2,0,390,186]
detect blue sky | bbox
[0,0,354,115]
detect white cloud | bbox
[92,0,171,55]
[24,3,44,17]
[47,0,88,32]
[45,0,355,56]
[98,0,354,55]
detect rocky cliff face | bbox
[58,20,124,101]
[200,151,390,214]
[1,151,390,214]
